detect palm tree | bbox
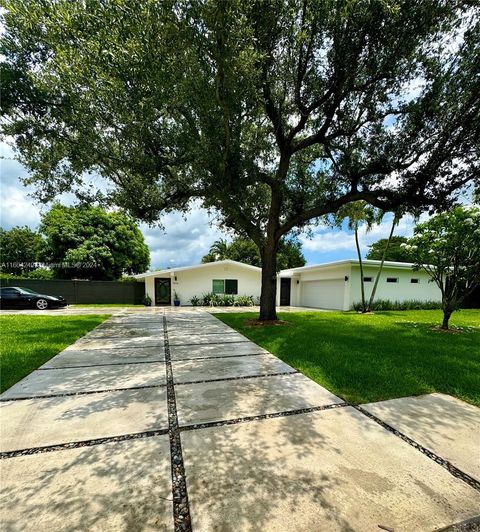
[337,201,379,312]
[202,239,230,262]
[366,211,402,311]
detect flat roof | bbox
[134,259,262,279]
[280,259,418,275]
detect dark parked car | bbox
[0,287,67,310]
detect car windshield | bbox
[18,288,40,295]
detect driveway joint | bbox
[354,405,480,492]
[174,370,298,386]
[163,314,193,532]
[0,382,168,402]
[37,359,166,370]
[179,401,348,432]
[0,428,170,459]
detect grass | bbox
[0,314,110,393]
[215,309,480,406]
[70,304,144,307]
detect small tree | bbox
[408,207,480,329]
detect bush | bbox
[0,268,55,280]
[352,299,442,311]
[234,295,255,306]
[201,292,222,306]
[190,295,200,306]
[0,272,21,280]
[218,294,234,306]
[23,268,55,280]
[143,294,152,306]
[200,293,255,307]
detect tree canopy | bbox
[408,206,480,329]
[1,0,478,318]
[0,226,43,275]
[40,205,150,280]
[202,237,306,269]
[366,236,411,262]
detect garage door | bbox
[300,279,345,310]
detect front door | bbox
[155,278,171,305]
[280,278,291,306]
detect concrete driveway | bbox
[1,308,479,531]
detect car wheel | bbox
[36,299,49,310]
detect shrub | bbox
[143,294,152,306]
[234,295,255,306]
[202,292,222,306]
[0,268,54,280]
[352,299,442,311]
[201,292,214,306]
[24,267,55,280]
[190,295,200,306]
[200,293,255,307]
[220,294,235,306]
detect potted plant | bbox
[173,290,181,306]
[143,294,152,307]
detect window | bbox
[363,276,373,282]
[212,279,224,294]
[0,288,19,294]
[225,279,238,295]
[386,277,398,283]
[411,278,419,284]
[212,279,239,295]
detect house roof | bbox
[134,259,262,279]
[280,259,417,276]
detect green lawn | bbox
[70,304,144,308]
[215,310,480,406]
[0,315,110,393]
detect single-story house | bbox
[136,258,441,310]
[278,259,441,310]
[135,260,262,306]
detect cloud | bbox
[300,214,422,257]
[140,209,227,270]
[0,142,228,269]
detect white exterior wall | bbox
[348,265,441,308]
[297,264,351,310]
[144,262,262,306]
[279,262,441,311]
[145,276,155,303]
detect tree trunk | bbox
[441,309,451,330]
[259,240,278,321]
[354,223,366,312]
[367,214,397,312]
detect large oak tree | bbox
[1,0,479,319]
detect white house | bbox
[135,260,262,306]
[136,258,441,310]
[278,259,441,310]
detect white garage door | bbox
[300,279,345,310]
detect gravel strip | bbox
[0,429,169,459]
[37,359,165,370]
[174,370,298,386]
[179,402,348,431]
[354,405,480,493]
[0,383,167,402]
[163,314,192,532]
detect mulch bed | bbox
[244,319,290,327]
